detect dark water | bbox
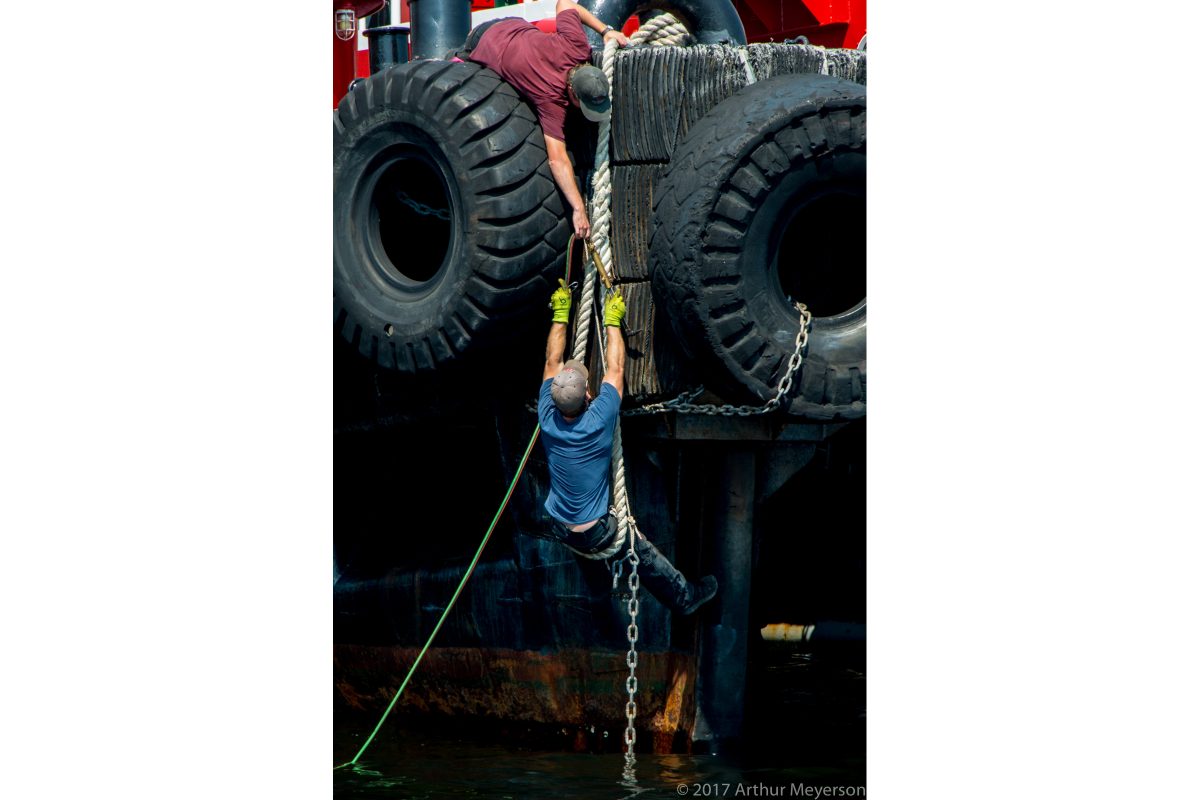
[335,638,866,799]
[334,724,865,799]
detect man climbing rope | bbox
[462,0,630,240]
[538,280,718,615]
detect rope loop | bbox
[628,12,694,47]
[575,12,704,777]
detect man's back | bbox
[538,379,620,525]
[468,10,591,141]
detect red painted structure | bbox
[334,0,388,107]
[733,0,865,48]
[337,0,866,106]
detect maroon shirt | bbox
[468,10,591,141]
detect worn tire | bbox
[650,73,866,419]
[334,60,569,371]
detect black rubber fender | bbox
[650,73,866,420]
[333,60,570,372]
[579,0,746,46]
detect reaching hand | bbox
[549,278,572,323]
[603,29,631,47]
[603,288,626,328]
[572,207,590,240]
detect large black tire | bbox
[650,74,866,419]
[334,60,569,371]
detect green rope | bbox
[335,237,579,772]
[335,428,541,770]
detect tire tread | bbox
[334,61,568,372]
[650,74,866,417]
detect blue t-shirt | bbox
[538,377,621,525]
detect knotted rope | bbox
[628,12,694,46]
[564,28,618,557]
[569,14,690,562]
[572,16,699,772]
[593,15,689,543]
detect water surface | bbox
[334,722,865,799]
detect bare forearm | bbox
[547,152,584,213]
[605,324,624,391]
[575,4,608,34]
[559,0,607,34]
[546,321,568,369]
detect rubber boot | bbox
[630,531,718,615]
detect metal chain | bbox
[394,190,450,220]
[623,303,813,417]
[620,520,641,771]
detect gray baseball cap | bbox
[551,360,589,416]
[570,65,611,123]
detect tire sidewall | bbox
[652,76,867,408]
[737,150,867,370]
[334,102,475,343]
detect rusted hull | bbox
[335,326,865,751]
[335,645,697,753]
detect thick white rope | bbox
[628,13,693,46]
[587,36,619,300]
[562,33,625,561]
[565,17,840,558]
[592,33,631,559]
[571,15,688,560]
[570,260,598,363]
[569,14,694,776]
[595,16,691,549]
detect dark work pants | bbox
[551,512,694,611]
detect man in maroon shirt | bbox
[467,0,630,240]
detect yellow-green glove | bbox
[549,278,571,323]
[603,289,626,328]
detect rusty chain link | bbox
[623,303,812,417]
